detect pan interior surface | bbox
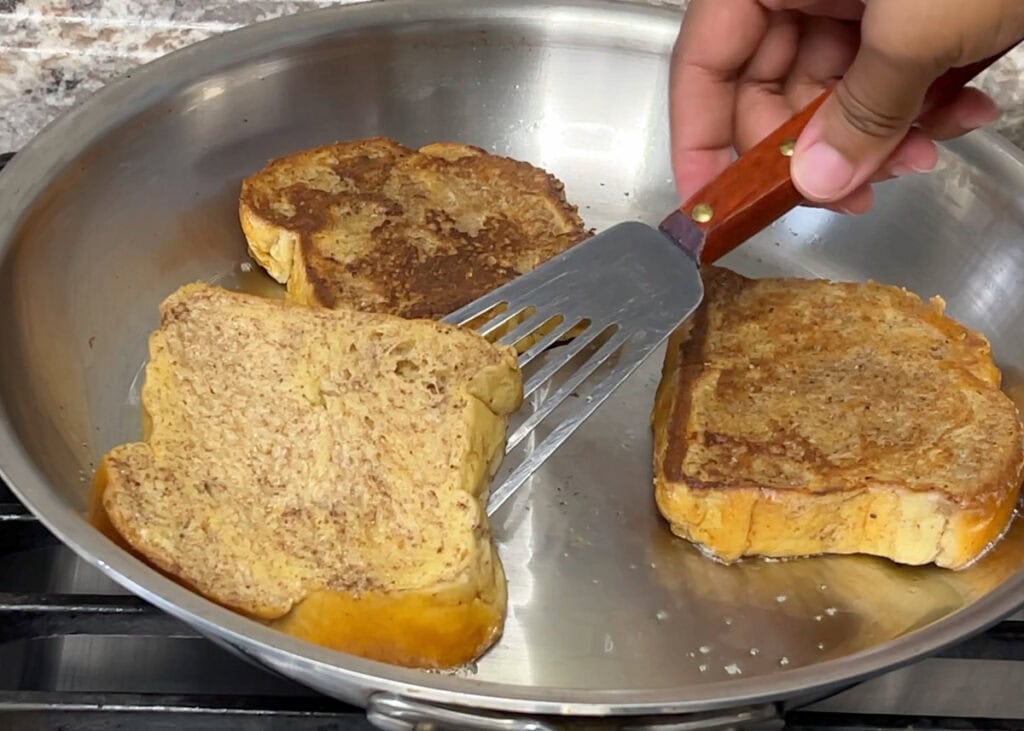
[0,0,1022,715]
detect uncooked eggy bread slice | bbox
[92,283,523,669]
[238,137,590,320]
[652,266,1024,570]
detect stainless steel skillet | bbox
[0,1,1023,728]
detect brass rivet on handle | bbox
[779,138,796,157]
[691,203,714,223]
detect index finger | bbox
[670,0,769,202]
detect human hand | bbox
[669,0,1024,213]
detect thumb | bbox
[791,44,940,203]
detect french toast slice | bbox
[93,283,523,669]
[238,137,590,320]
[652,266,1024,570]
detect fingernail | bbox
[890,160,936,177]
[960,104,1001,131]
[792,142,856,201]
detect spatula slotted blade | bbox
[443,222,704,516]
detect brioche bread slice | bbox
[238,137,590,320]
[92,283,523,668]
[653,266,1024,570]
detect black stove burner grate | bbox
[4,475,1024,730]
[2,150,1024,730]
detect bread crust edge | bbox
[236,138,589,318]
[91,283,519,670]
[651,308,1024,571]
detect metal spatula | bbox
[444,55,1006,516]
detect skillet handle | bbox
[669,47,1014,267]
[366,693,781,730]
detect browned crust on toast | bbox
[652,266,1024,569]
[238,137,590,319]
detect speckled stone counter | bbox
[0,0,340,152]
[4,0,1024,153]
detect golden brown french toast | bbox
[652,266,1024,570]
[238,137,589,319]
[93,283,523,668]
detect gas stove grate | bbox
[2,152,1024,730]
[4,478,1024,730]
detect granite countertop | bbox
[0,0,336,151]
[3,0,1024,153]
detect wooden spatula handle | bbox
[675,49,1012,266]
